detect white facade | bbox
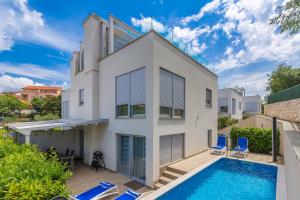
[243,95,261,115]
[218,88,243,120]
[61,14,218,187]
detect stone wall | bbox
[264,98,300,122]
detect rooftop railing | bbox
[266,84,300,104]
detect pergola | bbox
[8,118,108,144]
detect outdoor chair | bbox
[231,137,249,158]
[114,189,141,200]
[65,148,70,156]
[211,135,227,155]
[69,182,119,200]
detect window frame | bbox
[205,88,212,108]
[232,98,236,114]
[79,89,84,106]
[115,67,146,119]
[159,68,185,119]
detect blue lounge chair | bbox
[232,137,249,158]
[211,135,227,154]
[115,189,141,200]
[70,182,119,200]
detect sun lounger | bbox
[70,182,119,200]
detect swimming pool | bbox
[156,158,277,200]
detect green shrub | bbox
[230,127,280,154]
[0,135,71,199]
[218,117,239,130]
[34,114,60,121]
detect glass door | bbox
[119,135,130,176]
[133,137,146,182]
[118,135,146,183]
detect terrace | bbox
[67,150,283,200]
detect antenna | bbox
[171,28,174,43]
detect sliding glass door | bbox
[119,135,130,175]
[133,137,146,181]
[118,135,146,183]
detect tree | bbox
[0,94,27,117]
[31,97,45,114]
[269,0,300,35]
[31,95,61,117]
[42,95,61,117]
[266,63,300,93]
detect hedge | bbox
[230,127,280,154]
[0,133,71,199]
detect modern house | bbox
[13,85,62,102]
[243,95,261,115]
[218,88,243,120]
[9,14,218,188]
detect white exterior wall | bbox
[29,130,80,154]
[62,18,218,187]
[152,34,218,183]
[97,33,154,186]
[218,88,243,120]
[243,95,261,115]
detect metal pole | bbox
[272,117,277,162]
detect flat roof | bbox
[8,118,108,135]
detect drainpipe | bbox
[272,117,277,162]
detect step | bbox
[155,182,165,190]
[167,166,187,175]
[159,176,173,185]
[163,170,181,180]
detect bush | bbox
[34,114,60,121]
[0,135,71,199]
[230,127,280,154]
[218,117,239,130]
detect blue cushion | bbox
[76,182,115,200]
[115,189,140,200]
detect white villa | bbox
[243,95,262,115]
[9,14,218,188]
[218,88,262,120]
[218,88,243,120]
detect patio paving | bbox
[67,150,282,199]
[67,162,153,200]
[168,150,280,173]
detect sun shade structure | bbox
[8,118,108,144]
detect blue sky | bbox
[0,0,299,97]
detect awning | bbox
[8,118,108,143]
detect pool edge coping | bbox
[141,156,286,200]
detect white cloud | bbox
[0,0,77,52]
[0,63,69,81]
[194,0,300,72]
[181,0,221,25]
[168,26,209,55]
[220,72,269,97]
[0,74,44,92]
[131,15,166,33]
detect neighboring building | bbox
[14,86,62,102]
[218,88,243,120]
[61,14,218,187]
[243,95,261,115]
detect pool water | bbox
[157,158,277,200]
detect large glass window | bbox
[130,68,145,117]
[116,68,145,118]
[160,68,185,118]
[206,89,212,107]
[218,97,228,113]
[79,89,84,105]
